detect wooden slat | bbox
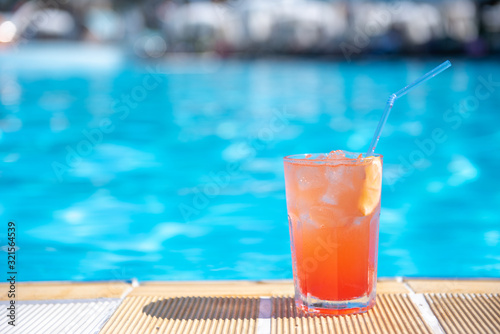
[0,281,131,300]
[425,293,500,334]
[406,279,500,294]
[99,296,259,334]
[2,280,498,333]
[131,280,295,297]
[131,280,408,297]
[271,294,433,334]
[100,291,496,334]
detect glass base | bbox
[295,291,376,316]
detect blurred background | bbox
[1,0,500,56]
[0,0,499,282]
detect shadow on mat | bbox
[142,297,269,320]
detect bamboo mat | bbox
[99,279,499,334]
[0,279,498,334]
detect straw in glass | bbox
[366,60,452,157]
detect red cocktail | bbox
[284,151,382,315]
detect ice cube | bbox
[317,154,328,160]
[327,150,345,160]
[298,175,310,191]
[296,166,324,191]
[321,193,338,205]
[325,167,354,194]
[300,213,319,227]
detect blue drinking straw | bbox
[366,60,452,157]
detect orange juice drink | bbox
[283,151,382,315]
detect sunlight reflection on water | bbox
[0,46,499,280]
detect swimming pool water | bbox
[1,44,499,281]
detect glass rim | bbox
[283,152,383,165]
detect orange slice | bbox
[358,157,382,216]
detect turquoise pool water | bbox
[1,44,499,281]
